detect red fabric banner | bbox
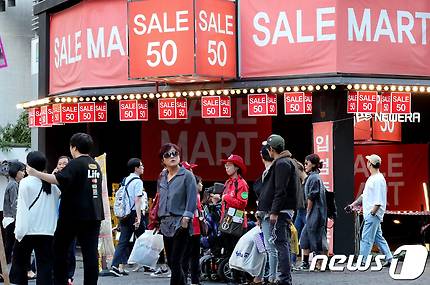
[354,144,429,211]
[141,97,272,181]
[49,0,144,95]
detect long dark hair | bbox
[27,151,52,194]
[305,153,323,173]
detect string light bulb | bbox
[347,84,353,90]
[271,87,277,93]
[136,94,142,99]
[315,85,321,91]
[331,85,336,90]
[278,87,284,93]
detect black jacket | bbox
[257,150,298,214]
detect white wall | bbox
[0,0,34,126]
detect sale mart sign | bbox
[128,0,236,79]
[119,100,149,121]
[284,92,312,115]
[201,96,231,118]
[158,98,188,120]
[348,91,378,113]
[354,144,429,211]
[141,98,272,181]
[247,94,277,116]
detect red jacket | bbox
[192,195,203,235]
[220,175,249,228]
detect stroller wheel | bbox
[217,258,234,282]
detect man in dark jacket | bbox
[257,134,297,285]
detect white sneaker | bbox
[150,267,169,277]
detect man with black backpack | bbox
[257,134,297,285]
[110,158,145,277]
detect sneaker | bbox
[110,266,123,277]
[150,267,169,277]
[120,268,129,276]
[298,262,310,271]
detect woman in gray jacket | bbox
[299,154,327,270]
[157,143,197,285]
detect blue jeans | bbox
[272,213,292,285]
[291,208,306,263]
[359,214,393,262]
[259,218,278,281]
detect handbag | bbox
[220,207,244,237]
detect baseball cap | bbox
[263,134,285,150]
[366,154,382,165]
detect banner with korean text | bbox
[313,121,334,254]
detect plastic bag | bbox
[290,222,299,256]
[128,230,164,269]
[229,226,267,276]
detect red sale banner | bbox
[354,144,429,211]
[354,119,371,141]
[95,102,108,122]
[78,102,95,123]
[313,121,334,255]
[247,94,277,116]
[201,96,231,118]
[40,105,53,127]
[49,0,144,94]
[136,100,149,121]
[378,92,392,114]
[52,104,62,124]
[128,0,195,78]
[158,98,188,120]
[142,98,272,181]
[119,100,138,121]
[284,92,310,115]
[195,0,236,78]
[391,92,411,114]
[28,108,36,128]
[357,91,378,113]
[347,91,358,113]
[372,120,401,142]
[34,107,42,127]
[61,104,79,123]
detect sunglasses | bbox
[163,150,179,159]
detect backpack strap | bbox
[124,177,140,211]
[29,186,43,210]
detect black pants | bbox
[182,235,201,284]
[10,235,54,285]
[5,222,16,264]
[164,228,189,285]
[53,219,101,285]
[222,233,243,283]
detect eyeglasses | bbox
[163,150,179,159]
[139,164,144,168]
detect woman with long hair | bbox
[10,151,61,284]
[298,154,327,270]
[157,143,197,285]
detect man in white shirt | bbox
[347,154,393,266]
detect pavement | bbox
[67,259,430,285]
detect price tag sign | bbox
[284,92,305,114]
[78,102,95,122]
[61,104,79,123]
[201,96,231,118]
[52,104,62,124]
[175,98,188,119]
[304,92,312,114]
[119,100,138,121]
[40,105,53,127]
[356,91,378,113]
[195,0,236,78]
[28,108,36,128]
[136,100,149,121]
[158,98,188,120]
[347,91,358,113]
[378,92,392,114]
[128,0,195,78]
[95,102,108,122]
[248,94,277,116]
[391,92,411,114]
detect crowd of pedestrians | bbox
[0,131,392,285]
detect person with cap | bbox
[220,154,249,285]
[345,154,393,267]
[257,134,298,285]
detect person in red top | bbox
[220,154,249,285]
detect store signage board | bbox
[158,98,188,120]
[247,94,277,116]
[128,0,236,80]
[284,92,312,115]
[201,96,231,118]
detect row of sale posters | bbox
[347,91,411,114]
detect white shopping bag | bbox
[229,226,267,276]
[128,230,164,269]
